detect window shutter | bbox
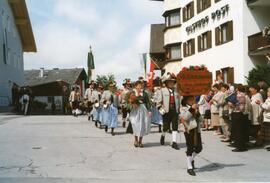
[207,31,212,49]
[227,21,233,41]
[183,7,186,22]
[207,0,211,8]
[183,42,187,57]
[198,35,201,52]
[228,67,234,84]
[191,39,195,54]
[197,0,201,14]
[191,2,194,18]
[215,27,220,46]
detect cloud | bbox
[24,0,163,84]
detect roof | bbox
[24,68,87,86]
[150,24,165,54]
[8,0,37,52]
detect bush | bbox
[246,64,270,86]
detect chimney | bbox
[39,68,44,77]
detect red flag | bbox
[147,59,155,89]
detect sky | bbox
[24,0,163,84]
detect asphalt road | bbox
[0,115,269,183]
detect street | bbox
[0,115,269,183]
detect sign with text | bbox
[177,70,212,96]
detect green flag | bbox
[88,50,95,70]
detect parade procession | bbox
[1,0,270,182]
[66,64,270,176]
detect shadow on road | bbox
[197,163,245,172]
[143,142,187,148]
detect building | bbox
[0,0,36,107]
[153,0,270,84]
[150,24,166,74]
[24,68,87,113]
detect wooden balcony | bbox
[247,0,270,7]
[248,32,270,55]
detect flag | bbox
[87,49,95,83]
[88,50,95,70]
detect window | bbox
[164,9,181,28]
[216,67,234,84]
[184,39,195,57]
[197,0,211,14]
[166,44,181,60]
[215,21,233,45]
[198,31,212,52]
[183,1,194,22]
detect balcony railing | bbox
[248,32,270,54]
[247,0,270,6]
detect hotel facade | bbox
[153,0,270,84]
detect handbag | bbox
[188,119,197,131]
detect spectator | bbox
[210,84,223,135]
[230,84,248,152]
[258,87,270,151]
[249,85,264,146]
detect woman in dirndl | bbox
[90,83,103,127]
[258,87,270,151]
[180,96,203,176]
[150,78,163,132]
[128,81,151,148]
[101,81,118,136]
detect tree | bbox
[246,64,270,86]
[96,74,116,90]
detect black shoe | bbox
[160,135,165,145]
[122,121,126,128]
[172,142,180,150]
[232,148,247,152]
[105,126,108,133]
[192,160,195,169]
[111,128,115,136]
[88,116,91,121]
[187,169,196,176]
[95,121,98,127]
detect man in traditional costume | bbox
[157,73,181,150]
[180,96,203,176]
[84,81,94,121]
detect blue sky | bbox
[24,0,163,84]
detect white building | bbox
[0,0,36,106]
[154,0,270,84]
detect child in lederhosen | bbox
[180,96,203,176]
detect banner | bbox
[177,66,212,96]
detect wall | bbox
[161,0,270,84]
[242,1,270,80]
[180,0,245,83]
[0,0,24,106]
[164,27,181,45]
[164,0,181,11]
